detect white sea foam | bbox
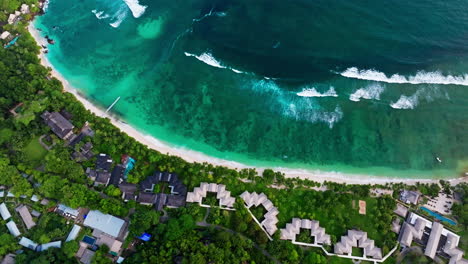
[92,10,110,20]
[297,87,338,97]
[390,86,448,109]
[184,52,246,74]
[341,67,468,86]
[391,95,418,109]
[109,8,127,28]
[349,83,385,102]
[122,0,147,18]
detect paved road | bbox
[196,208,281,264]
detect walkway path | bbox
[196,208,281,264]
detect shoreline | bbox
[27,22,468,186]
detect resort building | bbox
[398,212,468,263]
[96,154,113,172]
[94,171,111,186]
[19,237,38,251]
[7,11,21,25]
[16,205,36,229]
[37,241,62,252]
[0,31,10,40]
[20,4,30,14]
[1,254,16,264]
[0,203,12,220]
[240,191,279,238]
[56,204,80,219]
[41,111,75,140]
[137,192,158,206]
[110,164,125,186]
[6,221,21,237]
[399,190,420,205]
[118,183,137,202]
[66,224,82,242]
[72,142,94,162]
[186,182,236,209]
[394,203,408,218]
[138,172,187,210]
[334,230,382,260]
[280,218,331,246]
[83,210,126,238]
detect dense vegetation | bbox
[0,3,467,264]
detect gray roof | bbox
[0,203,11,220]
[137,192,158,205]
[394,203,409,218]
[1,253,16,264]
[425,222,443,259]
[41,111,74,139]
[95,171,111,185]
[80,249,95,264]
[83,210,125,238]
[16,205,36,230]
[400,190,420,205]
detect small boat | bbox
[436,157,442,163]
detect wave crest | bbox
[341,67,468,86]
[184,52,246,74]
[349,83,385,102]
[297,86,338,97]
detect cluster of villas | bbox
[185,182,468,264]
[0,187,129,264]
[0,3,32,48]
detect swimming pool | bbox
[420,207,456,226]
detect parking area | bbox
[423,192,454,215]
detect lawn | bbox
[23,136,47,164]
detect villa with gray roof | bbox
[16,205,36,230]
[240,191,279,238]
[334,230,382,259]
[280,218,331,246]
[398,212,468,263]
[83,210,126,238]
[138,172,187,210]
[41,111,75,140]
[186,183,235,209]
[399,190,420,205]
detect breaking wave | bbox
[341,67,468,86]
[390,87,449,109]
[122,0,147,18]
[297,86,338,97]
[252,80,343,128]
[92,10,110,20]
[184,52,246,74]
[349,83,385,102]
[109,8,127,28]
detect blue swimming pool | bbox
[420,207,456,226]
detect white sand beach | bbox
[28,22,467,186]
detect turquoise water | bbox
[35,0,468,178]
[420,207,456,226]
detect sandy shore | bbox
[27,22,467,186]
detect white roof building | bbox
[240,191,279,236]
[66,224,82,242]
[0,203,12,220]
[19,237,38,251]
[20,4,30,14]
[0,31,11,40]
[334,230,382,259]
[280,218,331,245]
[38,241,62,252]
[6,221,21,237]
[57,204,80,218]
[83,210,125,238]
[186,182,236,209]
